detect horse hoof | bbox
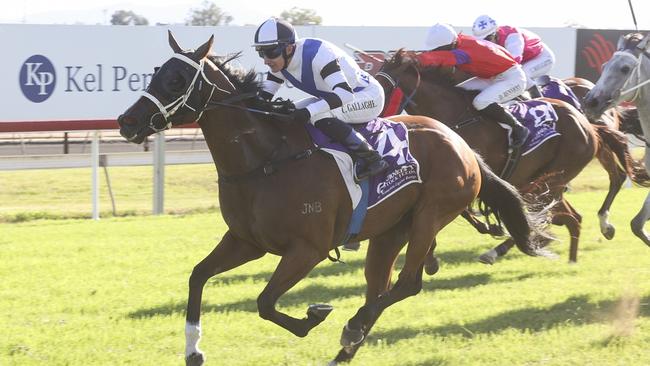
[186,352,205,366]
[307,303,334,322]
[343,242,360,251]
[478,253,495,265]
[601,224,615,240]
[340,325,364,347]
[424,257,439,275]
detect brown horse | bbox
[376,50,648,265]
[117,33,548,365]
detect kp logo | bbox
[20,55,56,103]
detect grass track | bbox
[2,159,650,365]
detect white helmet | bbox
[424,23,458,50]
[472,15,498,39]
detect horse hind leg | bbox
[335,218,411,363]
[185,231,265,366]
[335,209,459,363]
[424,238,439,275]
[478,238,515,265]
[256,243,331,338]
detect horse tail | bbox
[594,124,650,187]
[474,154,548,256]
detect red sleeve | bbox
[416,51,459,67]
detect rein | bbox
[616,47,650,103]
[376,61,420,114]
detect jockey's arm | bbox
[304,57,355,117]
[417,50,470,68]
[503,33,525,63]
[260,72,284,100]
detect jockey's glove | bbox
[292,108,311,124]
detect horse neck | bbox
[408,79,470,123]
[631,57,650,140]
[198,106,284,177]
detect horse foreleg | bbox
[552,198,582,263]
[256,245,328,337]
[631,190,650,247]
[595,146,626,240]
[185,231,265,366]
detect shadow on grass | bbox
[206,247,491,287]
[128,271,502,319]
[206,257,368,287]
[369,295,650,345]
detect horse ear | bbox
[616,35,626,50]
[639,33,650,51]
[168,30,183,53]
[194,35,214,60]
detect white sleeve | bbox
[504,33,525,63]
[304,47,355,116]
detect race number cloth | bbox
[305,118,422,209]
[507,100,560,156]
[541,78,582,111]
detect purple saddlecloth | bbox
[541,78,582,111]
[508,100,561,156]
[305,118,421,207]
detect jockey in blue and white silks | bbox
[253,17,388,179]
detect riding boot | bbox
[527,84,543,98]
[480,103,530,149]
[314,118,389,180]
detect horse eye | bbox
[167,74,186,91]
[621,66,631,74]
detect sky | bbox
[2,0,650,30]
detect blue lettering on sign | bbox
[20,55,56,103]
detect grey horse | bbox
[584,32,650,246]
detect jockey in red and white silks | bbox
[417,23,530,148]
[472,15,555,95]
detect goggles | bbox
[256,44,286,59]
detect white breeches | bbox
[456,65,527,110]
[295,78,385,124]
[522,46,556,87]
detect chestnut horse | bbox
[117,33,548,365]
[376,50,648,265]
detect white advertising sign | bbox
[0,24,576,132]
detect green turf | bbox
[2,159,650,365]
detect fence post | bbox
[153,132,165,215]
[91,130,100,220]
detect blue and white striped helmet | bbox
[253,18,297,47]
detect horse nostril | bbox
[118,114,137,126]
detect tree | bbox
[110,10,149,25]
[279,7,322,25]
[186,1,233,26]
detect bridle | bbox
[140,53,231,133]
[375,60,421,114]
[613,41,650,104]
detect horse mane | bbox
[387,49,477,99]
[207,52,294,111]
[208,52,261,95]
